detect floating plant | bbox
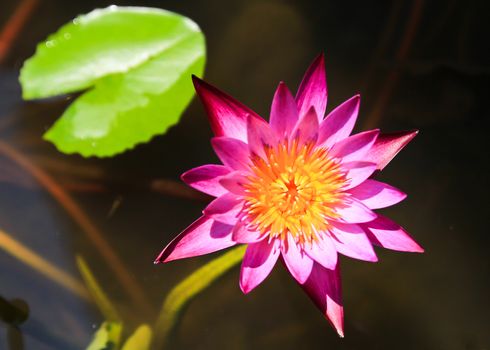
[19,6,205,157]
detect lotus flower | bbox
[155,54,423,336]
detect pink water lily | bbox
[155,54,423,337]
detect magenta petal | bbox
[305,235,337,269]
[270,82,299,138]
[330,129,379,163]
[330,222,377,262]
[192,76,261,142]
[301,262,344,337]
[363,215,424,253]
[296,53,327,121]
[181,164,231,197]
[155,216,235,263]
[348,179,407,209]
[291,107,319,145]
[219,171,248,196]
[203,193,242,225]
[232,223,265,244]
[342,161,377,190]
[240,239,280,293]
[211,137,250,171]
[334,197,377,223]
[318,95,360,148]
[282,235,314,284]
[364,130,418,170]
[247,115,277,159]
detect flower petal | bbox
[363,130,418,170]
[329,222,377,262]
[211,137,250,171]
[301,262,344,337]
[219,171,248,196]
[318,95,360,148]
[330,129,379,163]
[305,235,337,269]
[270,82,299,138]
[181,164,231,197]
[232,223,266,244]
[334,197,377,223]
[240,239,280,293]
[348,179,406,209]
[282,235,314,284]
[291,107,319,145]
[155,216,235,263]
[247,114,277,159]
[192,76,261,142]
[362,214,424,253]
[203,193,243,225]
[295,53,327,121]
[341,161,377,190]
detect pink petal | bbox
[240,239,280,293]
[291,107,319,145]
[334,197,377,223]
[270,82,299,138]
[192,76,262,143]
[348,179,407,209]
[219,171,248,196]
[330,129,379,163]
[211,137,250,171]
[232,223,266,244]
[341,161,377,190]
[329,222,377,262]
[247,114,277,159]
[362,215,424,253]
[318,95,360,148]
[181,164,231,197]
[364,130,418,170]
[282,235,314,284]
[155,216,235,263]
[203,193,243,225]
[295,53,327,121]
[305,235,337,269]
[301,262,344,337]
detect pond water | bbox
[0,0,489,349]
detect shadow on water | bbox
[1,0,489,349]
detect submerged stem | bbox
[0,0,39,64]
[0,141,151,314]
[0,228,89,300]
[154,245,246,349]
[76,255,120,322]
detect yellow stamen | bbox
[243,141,347,244]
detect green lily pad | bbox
[20,6,205,157]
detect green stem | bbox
[76,255,121,322]
[154,245,246,348]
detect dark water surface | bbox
[1,0,489,349]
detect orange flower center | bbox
[243,141,347,243]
